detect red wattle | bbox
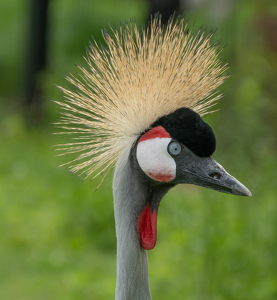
[138,203,157,250]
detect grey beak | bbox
[175,148,252,197]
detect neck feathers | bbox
[113,149,151,300]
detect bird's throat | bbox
[138,203,157,250]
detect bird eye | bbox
[168,141,182,156]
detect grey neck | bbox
[113,148,152,300]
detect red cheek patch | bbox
[148,171,175,182]
[139,126,170,142]
[137,126,176,183]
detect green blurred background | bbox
[0,0,277,299]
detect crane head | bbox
[55,17,252,252]
[136,107,251,250]
[55,18,230,183]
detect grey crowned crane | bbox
[55,17,251,300]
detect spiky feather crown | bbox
[55,17,228,182]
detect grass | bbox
[1,0,277,299]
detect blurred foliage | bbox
[0,0,277,299]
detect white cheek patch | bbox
[136,138,176,182]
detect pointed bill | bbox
[175,150,252,197]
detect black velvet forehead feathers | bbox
[152,107,216,157]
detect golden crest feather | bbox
[55,16,228,182]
